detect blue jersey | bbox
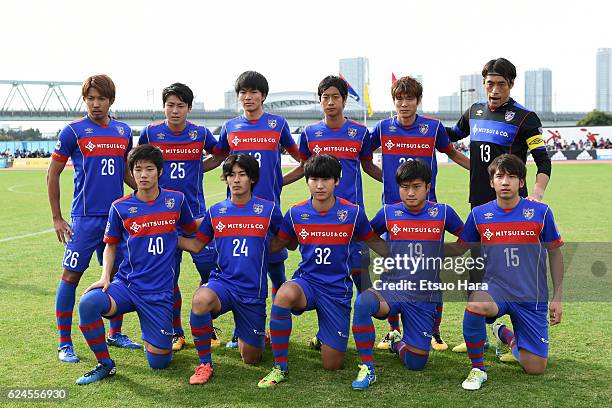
[459,198,563,303]
[299,119,373,206]
[196,196,282,298]
[103,189,196,293]
[139,121,217,217]
[371,115,453,204]
[370,201,463,300]
[52,116,132,216]
[278,197,374,297]
[213,112,298,204]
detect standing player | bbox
[370,76,470,351]
[138,83,218,351]
[48,74,140,364]
[446,58,552,354]
[457,154,563,390]
[258,154,387,388]
[179,154,282,385]
[74,144,198,385]
[283,75,382,302]
[203,71,301,348]
[350,159,464,389]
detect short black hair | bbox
[487,153,526,180]
[162,83,194,108]
[304,154,342,181]
[235,71,269,99]
[395,159,432,185]
[482,58,517,86]
[318,75,348,101]
[128,144,164,176]
[222,153,260,190]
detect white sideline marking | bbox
[0,228,55,243]
[7,184,40,194]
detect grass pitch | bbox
[0,163,610,407]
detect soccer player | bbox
[457,154,563,390]
[446,58,552,354]
[74,144,198,385]
[350,159,464,389]
[138,83,218,351]
[48,74,139,363]
[179,154,282,385]
[370,76,470,351]
[283,75,382,302]
[204,71,301,348]
[257,154,387,388]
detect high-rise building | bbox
[438,92,460,112]
[459,73,485,111]
[224,90,239,111]
[525,68,552,113]
[339,57,369,110]
[596,48,612,112]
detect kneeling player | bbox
[180,154,282,385]
[258,154,387,388]
[75,144,198,385]
[351,159,464,389]
[458,154,563,390]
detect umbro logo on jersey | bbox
[300,213,310,220]
[348,127,357,138]
[253,204,264,214]
[476,110,483,116]
[85,128,94,134]
[219,207,227,214]
[389,126,397,132]
[235,124,243,129]
[484,212,494,220]
[337,210,348,222]
[128,206,138,214]
[428,207,439,217]
[156,133,165,139]
[116,126,125,136]
[189,130,198,140]
[505,111,516,122]
[394,210,403,217]
[268,119,277,129]
[483,228,493,241]
[315,130,323,137]
[165,197,175,209]
[523,208,535,220]
[419,124,429,135]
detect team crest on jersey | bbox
[267,119,277,129]
[55,140,62,150]
[116,126,125,136]
[427,206,439,217]
[189,129,198,140]
[165,197,175,209]
[347,127,357,138]
[484,212,494,220]
[389,125,397,132]
[505,111,516,122]
[156,133,165,140]
[476,110,483,116]
[315,130,323,137]
[337,210,348,222]
[300,213,310,220]
[253,203,264,214]
[394,210,404,217]
[85,128,94,134]
[128,206,138,214]
[523,208,534,220]
[419,124,429,135]
[219,207,227,214]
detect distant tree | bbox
[577,110,612,126]
[0,128,44,141]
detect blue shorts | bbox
[349,241,370,271]
[290,277,351,352]
[486,301,549,358]
[63,216,122,273]
[106,279,173,350]
[205,279,266,348]
[387,301,436,352]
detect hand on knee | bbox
[78,288,111,316]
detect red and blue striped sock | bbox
[173,285,184,336]
[351,291,379,369]
[432,302,444,336]
[463,308,487,371]
[270,304,292,371]
[395,342,429,371]
[56,278,77,347]
[498,324,520,361]
[78,289,112,365]
[387,313,401,333]
[108,315,123,337]
[190,311,213,365]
